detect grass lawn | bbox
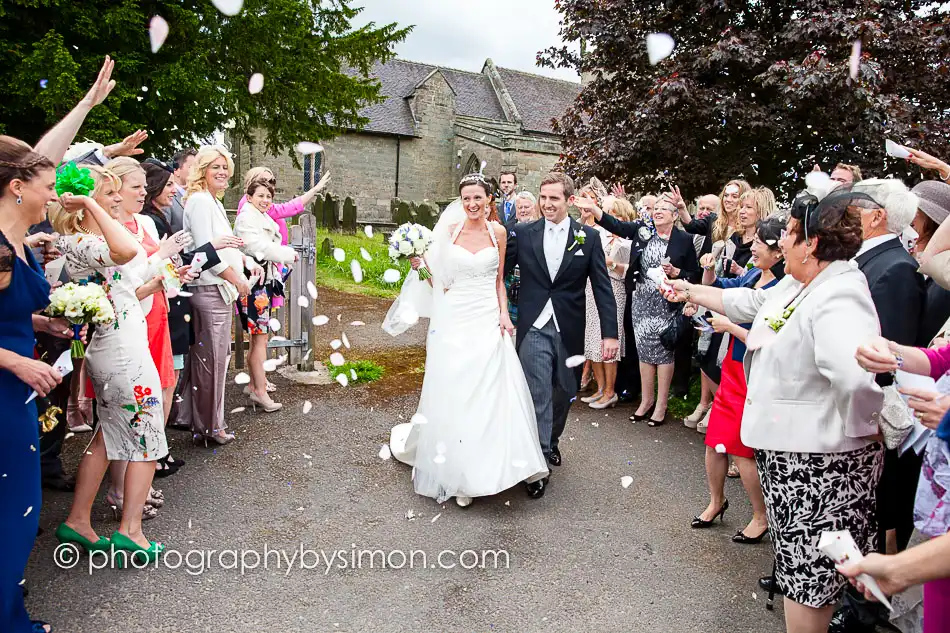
[315,229,410,299]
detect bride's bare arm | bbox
[494,223,514,335]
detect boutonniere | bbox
[568,229,586,251]
[763,305,796,333]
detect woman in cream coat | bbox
[233,176,297,412]
[667,190,885,633]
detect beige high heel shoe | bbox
[248,392,282,413]
[105,492,158,521]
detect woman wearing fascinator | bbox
[383,172,548,507]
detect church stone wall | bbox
[395,72,457,206]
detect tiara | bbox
[459,172,490,187]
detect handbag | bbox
[880,385,915,450]
[659,310,689,351]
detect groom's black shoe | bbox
[547,448,561,467]
[525,477,548,499]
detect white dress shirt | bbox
[532,215,572,331]
[854,233,898,260]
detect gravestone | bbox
[342,197,357,232]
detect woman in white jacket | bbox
[234,176,297,412]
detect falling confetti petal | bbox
[211,0,243,16]
[360,247,372,262]
[307,281,318,299]
[24,506,32,517]
[349,321,365,326]
[248,73,264,94]
[269,318,281,332]
[342,333,350,349]
[296,141,324,155]
[411,413,428,425]
[715,443,727,454]
[297,296,309,308]
[402,307,420,326]
[565,355,586,368]
[330,339,342,350]
[230,407,246,414]
[272,336,288,342]
[364,225,374,238]
[383,268,401,284]
[149,16,169,53]
[312,315,329,326]
[332,248,345,262]
[302,349,313,361]
[646,33,675,65]
[184,314,191,322]
[350,260,363,283]
[433,454,446,464]
[302,401,312,414]
[39,79,48,89]
[335,373,349,387]
[234,373,251,385]
[329,352,345,366]
[262,359,279,372]
[849,40,861,80]
[621,476,633,489]
[378,444,391,460]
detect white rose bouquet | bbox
[45,282,115,358]
[388,223,434,280]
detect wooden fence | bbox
[231,214,318,372]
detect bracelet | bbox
[684,283,691,302]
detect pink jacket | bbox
[924,343,950,379]
[236,195,305,246]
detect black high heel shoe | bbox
[629,403,656,422]
[732,527,768,544]
[691,499,729,528]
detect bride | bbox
[383,173,549,507]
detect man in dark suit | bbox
[169,148,197,234]
[496,170,518,225]
[505,172,619,498]
[829,179,926,633]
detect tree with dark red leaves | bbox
[540,0,950,199]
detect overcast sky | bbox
[351,0,581,82]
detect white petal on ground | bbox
[715,443,727,454]
[302,401,312,414]
[332,248,345,262]
[335,373,349,387]
[149,16,169,53]
[349,321,365,326]
[350,260,363,283]
[646,33,675,65]
[211,0,243,16]
[329,352,345,366]
[297,296,309,308]
[234,372,251,385]
[312,315,329,326]
[621,476,634,489]
[405,509,416,520]
[364,225,374,238]
[565,355,586,368]
[230,407,246,414]
[330,339,342,350]
[383,269,401,284]
[295,141,324,155]
[248,73,264,94]
[378,444,392,460]
[342,333,350,349]
[350,369,357,380]
[430,513,441,523]
[307,281,318,299]
[360,247,372,261]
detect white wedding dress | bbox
[385,206,548,504]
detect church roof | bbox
[349,58,580,137]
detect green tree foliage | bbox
[540,0,950,198]
[0,0,410,156]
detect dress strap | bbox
[450,221,464,245]
[485,220,499,252]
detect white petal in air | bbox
[211,0,243,16]
[401,307,420,326]
[849,40,861,80]
[715,443,727,454]
[297,296,309,308]
[234,372,251,385]
[350,369,357,380]
[262,359,279,372]
[364,225,374,238]
[646,33,675,65]
[248,73,264,95]
[149,16,169,53]
[302,401,312,414]
[335,373,349,387]
[565,355,586,368]
[350,260,363,283]
[433,454,446,464]
[411,413,428,425]
[312,315,329,326]
[268,318,281,332]
[307,281,318,299]
[330,339,342,350]
[378,444,391,460]
[360,247,372,262]
[329,352,345,366]
[383,268,401,284]
[296,141,324,155]
[621,476,633,489]
[332,248,345,263]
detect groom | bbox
[505,172,619,499]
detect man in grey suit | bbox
[169,148,197,233]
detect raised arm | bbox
[33,57,116,165]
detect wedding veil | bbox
[382,198,466,336]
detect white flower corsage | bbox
[568,229,586,251]
[763,305,796,333]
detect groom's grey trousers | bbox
[519,319,578,458]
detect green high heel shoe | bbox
[54,523,111,553]
[109,531,165,568]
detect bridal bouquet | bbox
[46,282,115,358]
[388,223,434,280]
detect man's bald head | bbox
[696,194,721,219]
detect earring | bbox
[801,255,809,264]
[15,196,22,205]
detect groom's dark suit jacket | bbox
[505,217,618,357]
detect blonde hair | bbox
[737,187,777,226]
[243,166,274,192]
[608,197,637,222]
[713,179,751,242]
[48,165,121,235]
[186,146,235,198]
[104,156,144,182]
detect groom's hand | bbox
[602,338,620,361]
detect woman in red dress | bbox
[688,213,785,543]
